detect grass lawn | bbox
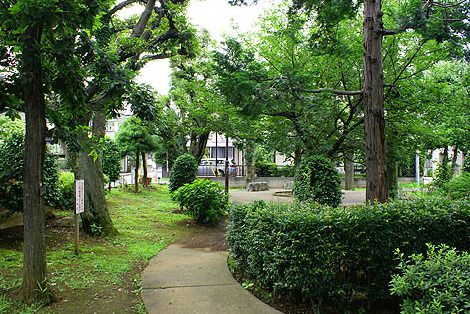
[0,185,198,314]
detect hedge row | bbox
[227,198,470,308]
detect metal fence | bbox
[198,164,246,177]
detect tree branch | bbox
[107,0,139,18]
[131,0,157,38]
[143,53,171,61]
[301,88,363,96]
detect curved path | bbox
[141,226,281,314]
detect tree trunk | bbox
[21,26,52,304]
[450,145,458,176]
[363,0,388,203]
[190,132,210,164]
[135,150,140,193]
[344,155,354,190]
[142,151,148,188]
[244,143,255,182]
[294,148,302,174]
[442,146,449,164]
[76,111,117,236]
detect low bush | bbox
[0,131,60,212]
[294,155,342,207]
[255,162,277,177]
[227,198,470,309]
[255,163,295,177]
[174,179,228,224]
[391,244,470,313]
[54,172,75,210]
[169,154,197,193]
[443,173,470,200]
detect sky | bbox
[120,0,278,95]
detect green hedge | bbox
[255,162,295,177]
[227,198,470,308]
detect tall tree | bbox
[1,0,108,303]
[50,0,197,235]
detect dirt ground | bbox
[230,189,366,206]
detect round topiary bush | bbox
[169,154,198,193]
[294,155,342,207]
[174,179,228,224]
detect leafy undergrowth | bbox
[0,185,196,314]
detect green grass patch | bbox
[0,185,193,312]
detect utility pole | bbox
[415,151,420,185]
[225,135,229,194]
[215,133,218,176]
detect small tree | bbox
[169,154,198,193]
[115,117,157,193]
[102,137,121,191]
[294,155,342,207]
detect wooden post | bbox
[74,214,79,254]
[75,180,85,255]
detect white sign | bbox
[75,180,85,214]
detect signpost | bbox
[75,180,84,254]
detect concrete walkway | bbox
[141,228,281,314]
[230,188,366,206]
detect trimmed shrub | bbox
[0,132,60,212]
[255,163,295,177]
[55,172,75,210]
[444,173,470,200]
[294,155,342,207]
[227,198,470,308]
[169,154,198,193]
[391,244,470,313]
[275,165,295,177]
[174,179,228,224]
[255,162,277,177]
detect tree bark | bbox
[76,111,117,236]
[450,145,458,176]
[344,155,355,190]
[294,148,302,173]
[244,143,255,182]
[135,150,140,193]
[190,132,210,164]
[442,146,449,164]
[142,151,148,188]
[21,26,52,304]
[363,0,388,203]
